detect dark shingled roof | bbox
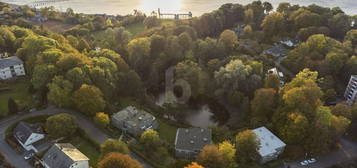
[13,122,43,144]
[175,127,212,151]
[0,56,23,69]
[42,143,89,168]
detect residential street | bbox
[282,138,357,168]
[0,106,152,168]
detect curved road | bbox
[0,106,152,168]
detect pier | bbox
[157,8,192,19]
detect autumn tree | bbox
[73,84,106,116]
[101,139,129,155]
[264,74,280,89]
[218,141,236,168]
[184,162,205,168]
[98,152,143,168]
[235,130,260,163]
[143,16,160,28]
[45,113,78,138]
[94,112,110,128]
[261,12,286,38]
[250,88,277,126]
[140,129,161,150]
[219,30,238,53]
[197,145,226,168]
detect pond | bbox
[155,92,229,128]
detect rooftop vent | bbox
[190,140,194,144]
[185,129,189,133]
[138,117,143,120]
[203,138,208,142]
[200,129,204,132]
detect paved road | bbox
[282,138,357,168]
[0,107,152,168]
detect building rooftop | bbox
[0,56,23,69]
[42,143,89,168]
[253,127,286,157]
[175,127,212,151]
[112,106,156,130]
[13,122,43,144]
[263,44,287,57]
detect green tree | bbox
[264,74,280,89]
[47,76,74,108]
[98,152,143,168]
[31,64,57,90]
[73,84,106,116]
[143,16,160,28]
[140,129,161,150]
[127,37,151,73]
[94,112,110,128]
[251,88,277,125]
[235,130,260,163]
[101,139,129,155]
[45,113,78,138]
[261,12,286,38]
[219,30,238,53]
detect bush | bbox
[45,113,78,138]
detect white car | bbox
[300,160,309,166]
[307,158,316,164]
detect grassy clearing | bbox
[157,120,177,145]
[68,136,101,167]
[125,22,146,36]
[0,80,34,117]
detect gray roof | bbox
[0,56,23,69]
[112,106,156,130]
[42,143,89,168]
[13,122,43,144]
[175,128,212,151]
[253,127,286,157]
[263,44,287,57]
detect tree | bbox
[8,97,19,114]
[101,139,129,155]
[263,2,273,13]
[251,88,277,125]
[73,84,106,116]
[219,30,238,53]
[143,16,160,28]
[218,141,236,168]
[264,74,280,89]
[184,162,205,168]
[47,76,74,108]
[140,129,161,150]
[197,145,226,168]
[77,38,90,52]
[31,64,57,90]
[328,13,351,38]
[331,103,353,120]
[261,12,286,38]
[98,152,143,168]
[235,130,260,163]
[127,37,151,73]
[94,112,110,128]
[45,113,78,138]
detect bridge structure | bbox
[157,8,192,19]
[26,0,68,8]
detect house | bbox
[0,56,25,80]
[13,122,45,152]
[280,39,298,48]
[41,143,89,168]
[344,75,357,104]
[253,127,286,164]
[263,44,287,58]
[111,106,158,137]
[175,127,212,159]
[267,67,285,87]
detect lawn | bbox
[125,22,146,36]
[68,136,101,167]
[157,120,177,145]
[0,79,34,117]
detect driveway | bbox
[282,138,357,168]
[0,106,152,168]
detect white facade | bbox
[267,67,285,87]
[43,160,89,168]
[0,56,25,80]
[344,75,357,104]
[253,127,286,164]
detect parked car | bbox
[300,160,309,166]
[300,158,317,166]
[307,158,316,164]
[24,152,34,160]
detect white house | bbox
[13,122,45,152]
[41,143,89,168]
[344,75,357,104]
[267,67,285,87]
[0,56,25,80]
[253,127,286,164]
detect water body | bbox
[1,0,356,16]
[155,92,228,128]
